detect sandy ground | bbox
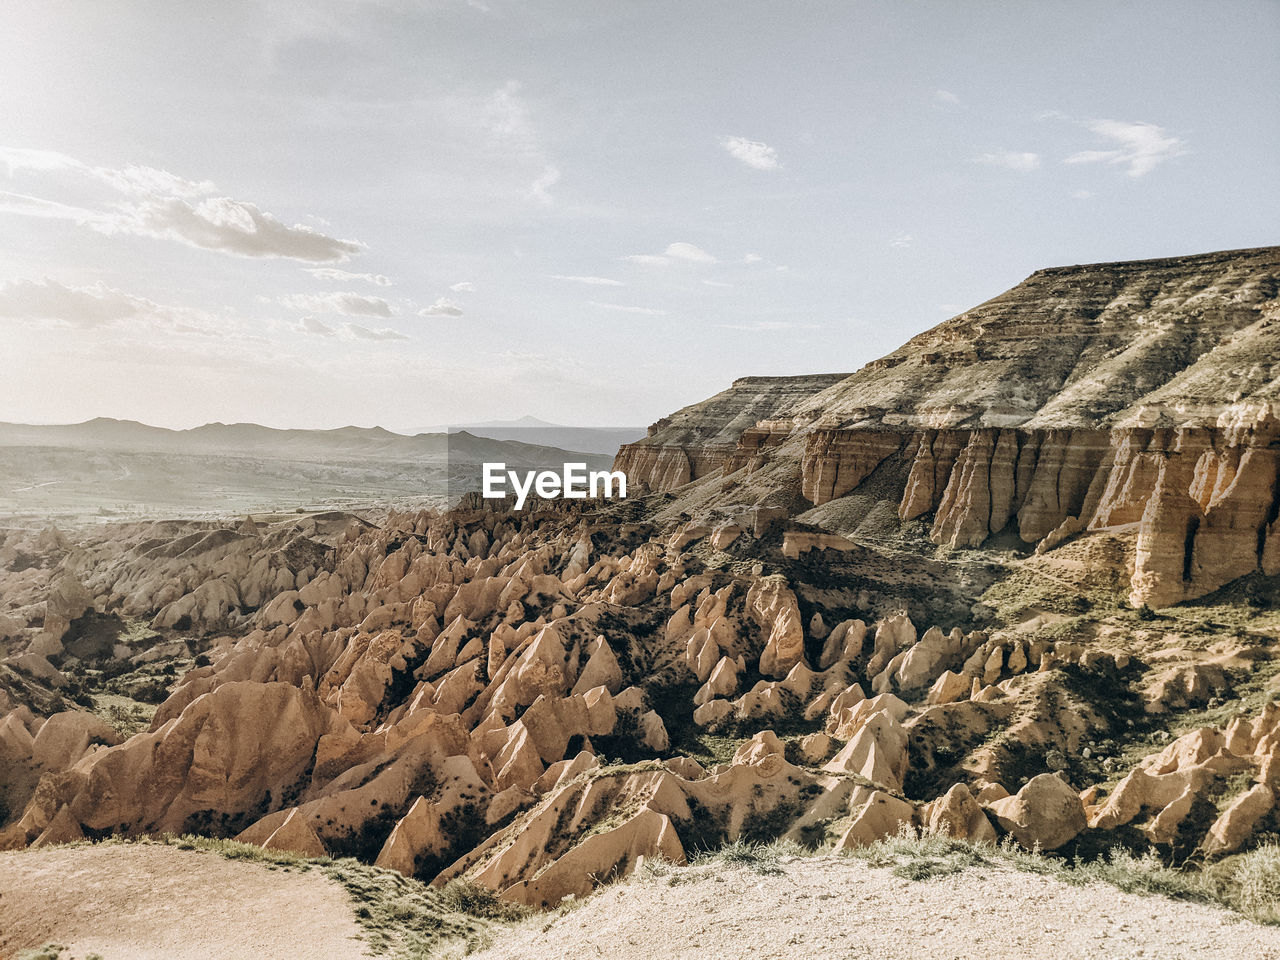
[0,845,367,960]
[470,855,1280,960]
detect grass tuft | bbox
[61,834,528,959]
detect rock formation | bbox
[617,246,1280,607]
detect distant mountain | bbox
[0,419,617,520]
[416,416,646,456]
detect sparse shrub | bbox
[16,945,65,960]
[691,838,803,875]
[1137,604,1159,621]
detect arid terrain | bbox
[0,420,617,523]
[2,246,1279,959]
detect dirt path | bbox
[0,845,367,960]
[469,855,1280,960]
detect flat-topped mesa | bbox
[614,373,849,491]
[622,246,1280,606]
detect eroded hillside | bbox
[618,246,1280,607]
[1,490,1278,910]
[1,245,1278,918]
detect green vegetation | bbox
[15,946,65,960]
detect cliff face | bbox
[614,374,848,491]
[618,246,1280,605]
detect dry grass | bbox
[70,834,528,959]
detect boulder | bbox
[988,774,1086,850]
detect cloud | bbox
[0,190,107,225]
[0,146,363,262]
[973,151,1041,172]
[0,276,217,333]
[1071,189,1093,200]
[702,279,733,288]
[122,196,363,262]
[889,233,913,248]
[742,253,763,264]
[529,165,559,206]
[934,89,960,106]
[295,316,336,336]
[1064,119,1185,177]
[621,243,717,266]
[278,291,394,317]
[548,274,624,286]
[720,136,779,171]
[480,82,561,206]
[305,267,391,286]
[664,242,717,263]
[484,80,537,147]
[717,320,819,331]
[419,297,464,317]
[449,281,475,292]
[344,323,408,341]
[588,301,667,316]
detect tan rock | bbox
[837,786,915,848]
[261,807,328,858]
[748,578,805,678]
[921,783,996,843]
[988,774,1086,850]
[1204,784,1274,857]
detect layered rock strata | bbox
[619,247,1280,605]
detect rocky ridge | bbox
[618,246,1280,607]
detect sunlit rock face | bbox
[618,246,1280,605]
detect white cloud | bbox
[344,323,408,341]
[1071,189,1093,200]
[478,82,561,206]
[622,242,717,266]
[529,164,560,206]
[484,80,537,147]
[305,267,392,286]
[295,316,336,336]
[934,89,960,106]
[973,151,1041,172]
[588,301,667,316]
[742,253,763,264]
[0,190,106,225]
[664,242,717,263]
[449,281,475,292]
[548,274,624,286]
[0,146,363,262]
[889,233,914,248]
[1063,119,1185,177]
[419,297,464,317]
[278,291,394,317]
[0,276,218,333]
[718,320,819,331]
[720,136,779,171]
[702,279,733,288]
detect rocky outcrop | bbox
[987,774,1087,850]
[615,246,1280,606]
[614,374,848,492]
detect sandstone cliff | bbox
[617,246,1280,606]
[614,374,848,491]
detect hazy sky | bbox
[2,0,1277,430]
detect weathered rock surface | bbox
[615,246,1280,606]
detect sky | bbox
[1,0,1277,431]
